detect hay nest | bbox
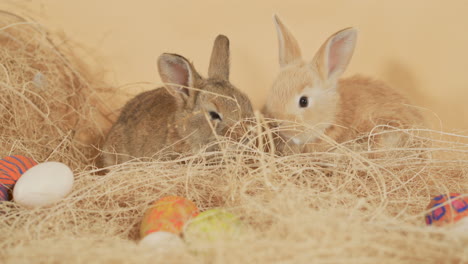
[1,10,468,264]
[0,11,112,169]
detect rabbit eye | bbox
[209,111,222,121]
[299,96,308,108]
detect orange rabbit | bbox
[262,15,426,155]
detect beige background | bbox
[4,0,468,131]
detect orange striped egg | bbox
[0,155,37,201]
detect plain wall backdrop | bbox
[4,0,468,131]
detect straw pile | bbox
[0,11,112,169]
[1,10,468,264]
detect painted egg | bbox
[140,196,199,238]
[425,193,468,226]
[13,162,74,208]
[0,155,37,201]
[184,209,242,242]
[139,231,185,251]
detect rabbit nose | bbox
[277,125,301,140]
[233,126,248,139]
[227,122,252,141]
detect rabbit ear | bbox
[158,53,199,100]
[312,27,357,82]
[208,35,230,80]
[273,15,302,67]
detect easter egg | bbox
[184,209,242,242]
[425,193,468,226]
[0,155,37,201]
[13,161,74,208]
[140,196,199,238]
[139,231,185,251]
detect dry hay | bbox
[0,10,112,169]
[1,10,468,264]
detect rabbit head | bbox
[263,15,357,145]
[158,35,254,151]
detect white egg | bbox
[139,231,185,251]
[13,161,74,208]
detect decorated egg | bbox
[425,193,468,226]
[184,209,242,242]
[140,196,199,238]
[139,231,185,251]
[13,161,74,207]
[0,155,37,201]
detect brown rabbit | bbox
[262,15,426,155]
[102,35,254,166]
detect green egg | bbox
[184,209,242,242]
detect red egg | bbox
[425,193,468,226]
[0,155,37,201]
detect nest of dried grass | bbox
[1,10,468,264]
[0,10,113,169]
